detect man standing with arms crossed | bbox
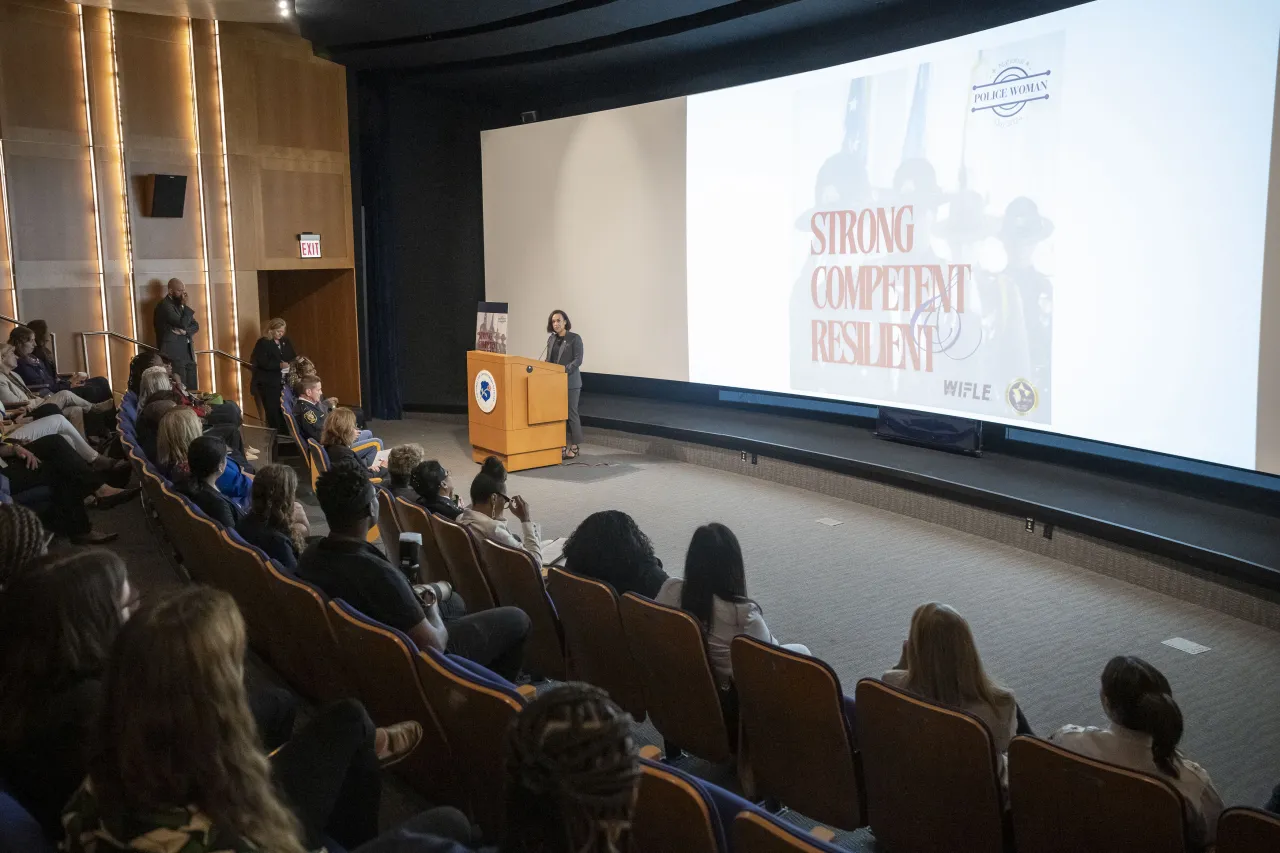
[154,278,199,389]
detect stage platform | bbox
[579,394,1280,592]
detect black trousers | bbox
[4,435,98,535]
[252,379,284,432]
[271,698,382,850]
[444,605,531,683]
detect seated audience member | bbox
[158,406,250,506]
[0,503,48,588]
[2,395,132,480]
[361,683,641,853]
[1049,656,1223,850]
[178,435,243,528]
[1267,783,1280,814]
[320,405,383,472]
[125,351,163,395]
[565,510,669,599]
[882,602,1022,756]
[237,463,309,570]
[61,585,431,852]
[0,549,134,836]
[10,323,111,403]
[287,355,318,394]
[136,396,180,461]
[457,473,543,568]
[298,460,531,681]
[137,365,173,407]
[657,523,808,689]
[480,454,507,483]
[387,443,425,499]
[159,352,246,435]
[1,343,110,436]
[0,435,132,544]
[410,460,462,520]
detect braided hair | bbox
[0,503,47,588]
[503,683,640,853]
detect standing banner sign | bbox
[476,301,509,353]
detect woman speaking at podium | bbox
[544,309,583,460]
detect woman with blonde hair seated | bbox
[287,355,318,395]
[883,602,1027,757]
[157,406,251,506]
[320,406,383,472]
[61,586,430,852]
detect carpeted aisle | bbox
[371,416,1280,813]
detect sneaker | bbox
[376,721,423,768]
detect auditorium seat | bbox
[545,567,646,719]
[174,497,234,591]
[1008,734,1188,853]
[732,810,845,853]
[429,513,497,611]
[632,759,723,853]
[326,600,463,811]
[619,592,732,763]
[412,646,527,833]
[0,789,52,853]
[305,438,327,493]
[473,536,567,680]
[853,677,1007,853]
[731,635,865,829]
[1217,806,1280,853]
[263,562,349,704]
[374,486,403,555]
[218,529,287,669]
[395,498,451,584]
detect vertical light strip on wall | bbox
[106,11,137,346]
[76,4,112,380]
[187,17,216,392]
[213,20,241,404]
[0,140,17,320]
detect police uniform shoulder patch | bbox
[303,410,318,424]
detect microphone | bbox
[538,338,550,361]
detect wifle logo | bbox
[972,60,1051,120]
[474,369,498,414]
[1006,378,1038,415]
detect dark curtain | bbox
[357,76,404,420]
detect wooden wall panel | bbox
[0,2,356,399]
[259,164,348,264]
[253,51,345,154]
[265,267,358,404]
[0,2,85,145]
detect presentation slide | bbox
[483,0,1280,473]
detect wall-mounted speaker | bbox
[142,174,187,218]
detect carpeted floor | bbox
[369,416,1280,814]
[104,415,1280,847]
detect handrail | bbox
[195,347,252,369]
[1,314,60,372]
[79,330,154,375]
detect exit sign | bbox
[299,232,321,258]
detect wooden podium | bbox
[467,350,568,472]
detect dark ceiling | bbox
[299,0,1082,110]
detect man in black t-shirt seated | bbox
[298,459,531,681]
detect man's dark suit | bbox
[153,294,199,388]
